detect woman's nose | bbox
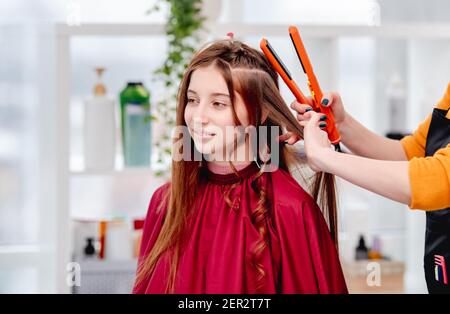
[192,115,209,128]
[192,103,210,124]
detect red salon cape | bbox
[133,162,348,294]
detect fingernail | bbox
[320,115,327,121]
[319,123,327,128]
[305,107,312,112]
[321,98,329,106]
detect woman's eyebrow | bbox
[211,92,230,98]
[187,89,230,98]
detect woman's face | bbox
[184,64,251,162]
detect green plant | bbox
[148,0,206,177]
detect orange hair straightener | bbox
[260,26,342,151]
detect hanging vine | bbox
[148,0,206,177]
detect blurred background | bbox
[0,0,449,293]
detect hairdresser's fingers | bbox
[277,132,291,142]
[301,112,331,172]
[290,101,313,115]
[320,92,334,108]
[321,91,345,109]
[277,132,301,145]
[299,111,322,128]
[303,112,330,146]
[286,134,301,145]
[290,96,314,111]
[310,111,321,126]
[296,110,312,122]
[296,109,316,123]
[320,91,347,126]
[299,111,320,128]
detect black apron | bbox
[423,107,450,294]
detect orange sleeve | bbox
[401,83,450,210]
[400,83,450,159]
[400,115,431,159]
[408,145,450,210]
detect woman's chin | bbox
[193,140,215,155]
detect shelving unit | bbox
[72,259,138,294]
[53,22,450,293]
[342,260,405,294]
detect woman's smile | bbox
[192,128,216,140]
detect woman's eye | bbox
[212,102,227,108]
[187,98,197,105]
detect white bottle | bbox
[84,67,116,171]
[104,219,133,260]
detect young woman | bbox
[132,39,348,294]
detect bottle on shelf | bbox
[104,219,133,260]
[84,67,116,171]
[368,235,383,260]
[133,219,145,258]
[98,220,107,260]
[119,82,152,167]
[355,234,369,260]
[83,237,96,258]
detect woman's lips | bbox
[192,129,216,139]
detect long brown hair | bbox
[135,39,339,293]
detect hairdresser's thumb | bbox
[320,93,333,108]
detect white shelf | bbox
[56,23,165,37]
[75,258,138,272]
[213,22,450,39]
[73,259,138,294]
[56,22,450,39]
[0,245,41,268]
[70,168,156,177]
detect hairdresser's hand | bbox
[276,97,312,144]
[282,92,347,144]
[298,111,333,172]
